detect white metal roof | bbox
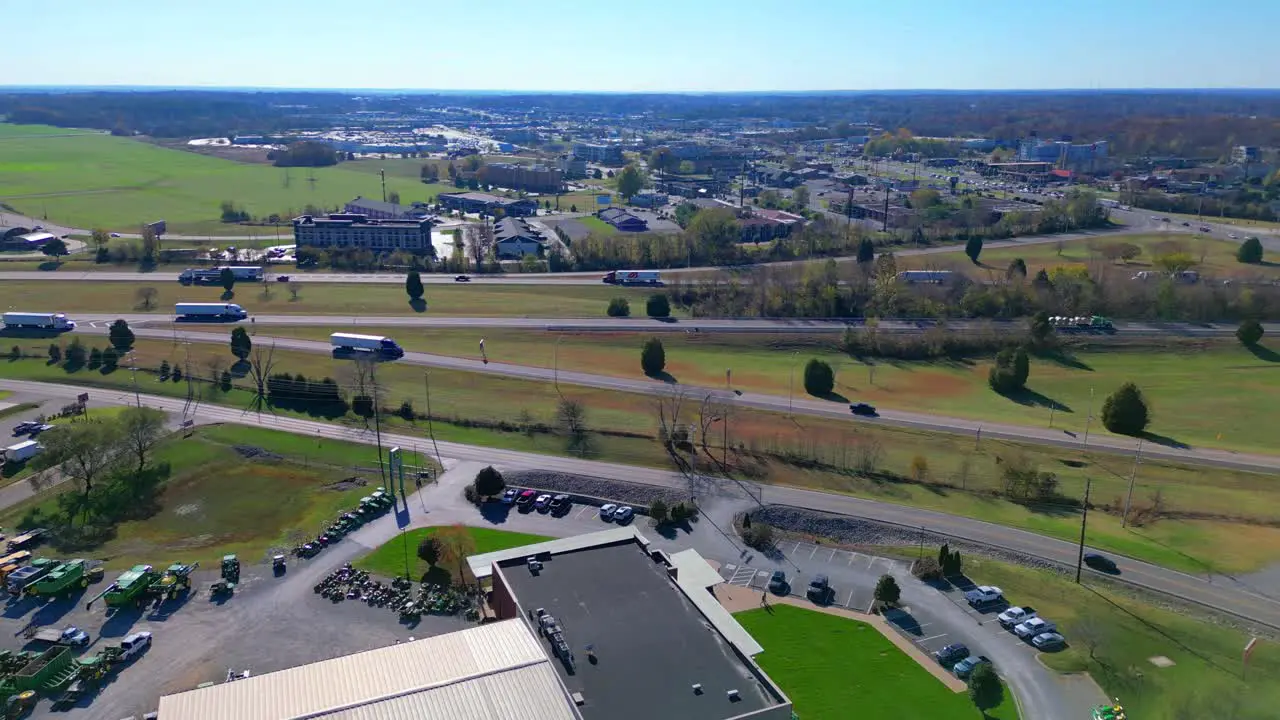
[156,620,580,720]
[467,526,647,580]
[667,549,765,658]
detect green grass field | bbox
[964,556,1280,720]
[0,124,443,235]
[736,605,1017,720]
[355,526,550,581]
[901,232,1279,280]
[197,326,1280,455]
[4,338,1280,574]
[0,423,394,568]
[577,215,617,235]
[0,279,662,318]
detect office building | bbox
[292,214,434,253]
[572,142,624,165]
[482,163,563,193]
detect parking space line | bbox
[844,590,854,608]
[867,556,875,570]
[847,552,858,566]
[826,549,835,562]
[916,633,948,644]
[791,541,801,554]
[808,545,817,559]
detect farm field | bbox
[0,124,440,235]
[0,279,660,318]
[185,326,1280,456]
[900,231,1280,280]
[965,556,1280,720]
[4,338,1280,574]
[355,526,550,582]
[0,423,392,568]
[736,605,1017,720]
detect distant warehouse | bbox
[292,213,435,254]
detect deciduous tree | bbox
[108,319,134,353]
[616,164,644,201]
[1237,318,1264,347]
[230,326,253,361]
[405,270,425,301]
[1237,236,1264,264]
[968,663,1004,716]
[119,405,167,472]
[474,466,505,497]
[874,574,901,606]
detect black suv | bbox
[849,402,877,416]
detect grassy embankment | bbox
[737,605,1018,720]
[0,423,407,568]
[355,526,550,582]
[3,338,1280,575]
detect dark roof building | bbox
[439,192,539,217]
[597,207,648,232]
[494,217,547,258]
[343,196,430,220]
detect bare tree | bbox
[556,397,586,436]
[696,392,734,466]
[288,281,302,301]
[653,386,690,448]
[119,406,167,472]
[244,342,278,416]
[1074,611,1106,662]
[853,437,885,474]
[468,222,495,269]
[135,286,159,310]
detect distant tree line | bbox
[269,141,340,168]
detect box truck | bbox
[2,312,75,331]
[175,303,247,320]
[329,333,405,359]
[602,270,662,286]
[1,441,43,464]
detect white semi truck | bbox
[601,270,662,286]
[174,303,248,320]
[2,312,76,331]
[179,266,264,284]
[329,333,405,359]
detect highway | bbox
[62,320,1280,473]
[4,377,1278,632]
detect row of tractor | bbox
[292,490,394,560]
[0,631,152,713]
[84,562,201,611]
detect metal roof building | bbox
[155,620,582,720]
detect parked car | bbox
[28,424,55,436]
[12,421,39,435]
[1030,632,1066,650]
[549,494,570,513]
[599,503,618,519]
[934,643,969,665]
[534,494,552,511]
[1083,552,1118,574]
[767,570,788,594]
[1015,617,1057,639]
[612,506,635,523]
[807,574,830,602]
[964,585,1004,607]
[455,275,471,282]
[952,655,990,679]
[849,402,877,416]
[120,631,152,660]
[59,627,90,646]
[515,490,536,508]
[276,275,291,282]
[997,606,1036,628]
[500,488,519,505]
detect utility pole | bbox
[1075,477,1092,584]
[881,183,890,233]
[423,372,442,471]
[553,336,564,396]
[370,364,386,488]
[128,351,141,408]
[380,169,387,203]
[788,351,798,417]
[1121,440,1145,528]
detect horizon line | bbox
[3,84,1280,95]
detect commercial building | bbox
[482,162,563,193]
[1232,145,1261,164]
[438,192,540,217]
[572,142,624,165]
[494,217,547,258]
[1017,138,1108,168]
[158,528,791,720]
[558,155,588,179]
[3,231,56,249]
[630,192,668,208]
[292,214,435,253]
[343,196,431,220]
[597,207,648,232]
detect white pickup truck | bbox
[1014,617,1057,639]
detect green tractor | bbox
[1091,700,1127,720]
[23,559,88,599]
[86,564,159,610]
[220,555,240,584]
[148,562,198,601]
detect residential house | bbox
[597,208,649,232]
[493,217,547,259]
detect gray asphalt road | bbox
[2,379,1278,634]
[62,322,1280,474]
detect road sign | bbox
[146,220,167,236]
[77,393,89,404]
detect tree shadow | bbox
[220,290,235,301]
[1138,430,1190,450]
[1081,584,1239,677]
[230,359,250,378]
[420,565,453,586]
[882,607,924,636]
[408,298,427,313]
[37,261,60,271]
[814,390,850,403]
[1034,349,1094,371]
[647,370,678,384]
[479,502,512,525]
[1246,343,1280,363]
[995,386,1072,412]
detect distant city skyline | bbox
[3,0,1278,92]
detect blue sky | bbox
[3,0,1277,91]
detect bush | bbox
[47,344,62,364]
[669,501,698,521]
[158,360,171,379]
[606,297,631,317]
[874,574,901,606]
[742,523,774,550]
[802,358,835,396]
[101,347,119,371]
[463,484,481,505]
[1237,236,1264,264]
[87,347,102,369]
[649,499,669,524]
[640,337,666,376]
[912,557,943,581]
[474,466,505,497]
[397,399,415,420]
[65,339,87,368]
[646,293,671,318]
[417,535,442,566]
[988,347,1030,393]
[351,394,374,419]
[1101,382,1150,436]
[1237,318,1264,347]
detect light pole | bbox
[1121,440,1145,528]
[127,351,141,408]
[787,351,798,417]
[553,336,564,395]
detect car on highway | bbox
[965,585,1004,607]
[768,570,788,594]
[952,655,990,679]
[807,574,831,603]
[534,494,552,511]
[849,402,877,416]
[1228,233,1238,239]
[612,506,635,523]
[516,490,536,509]
[109,232,122,238]
[276,275,290,282]
[1030,632,1066,650]
[934,643,969,665]
[1083,552,1118,574]
[600,503,618,519]
[549,494,571,514]
[1014,617,1057,640]
[455,275,471,282]
[501,488,519,504]
[1181,222,1191,227]
[997,606,1036,629]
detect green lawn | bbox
[355,525,550,581]
[0,124,443,235]
[964,556,1280,720]
[0,280,664,318]
[736,605,1017,720]
[0,423,395,568]
[577,215,617,235]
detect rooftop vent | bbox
[727,689,740,702]
[692,684,703,695]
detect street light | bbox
[553,336,565,394]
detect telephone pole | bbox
[1075,477,1092,584]
[1121,440,1145,528]
[881,183,890,233]
[380,169,387,203]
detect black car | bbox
[767,570,788,595]
[849,402,877,417]
[12,421,39,435]
[1083,552,1119,574]
[807,574,831,602]
[934,643,969,665]
[276,275,291,282]
[455,275,471,282]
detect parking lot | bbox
[716,540,907,614]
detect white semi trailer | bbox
[174,303,248,320]
[2,312,75,330]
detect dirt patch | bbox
[325,477,368,492]
[234,445,283,461]
[173,503,202,517]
